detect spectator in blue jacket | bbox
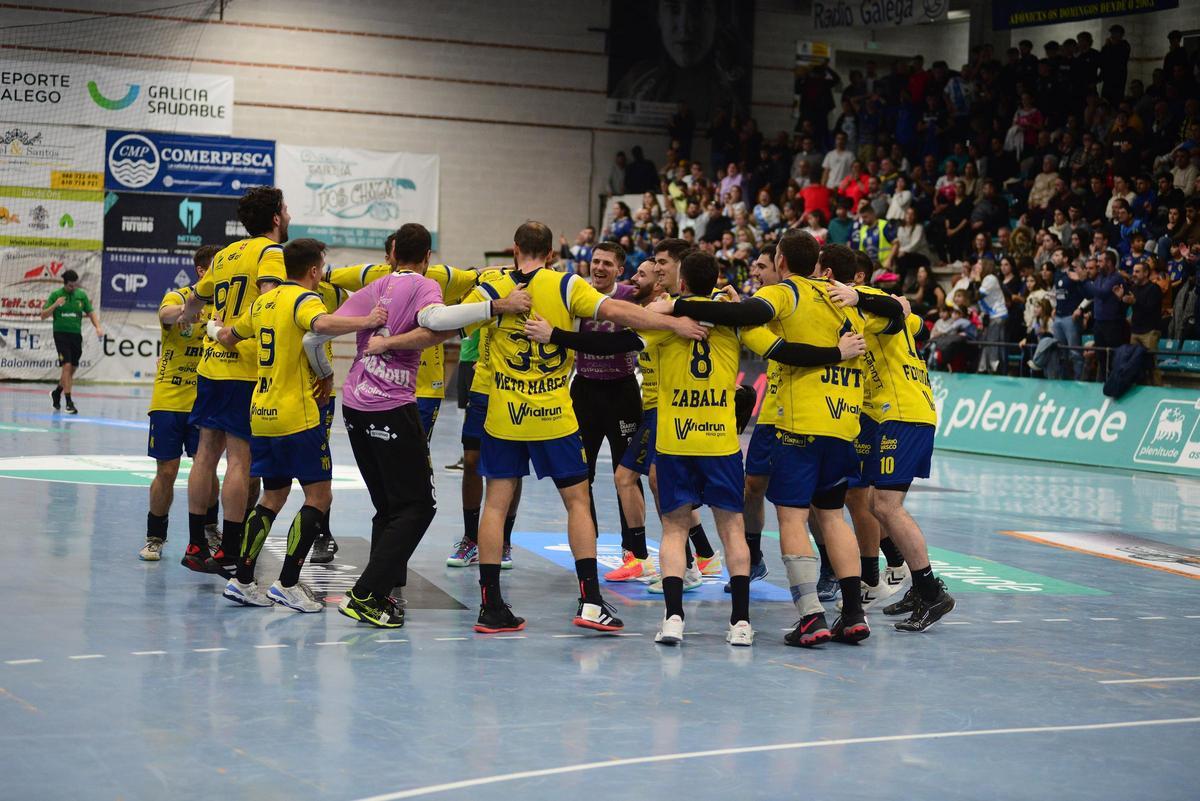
[1089,251,1128,379]
[1051,247,1089,379]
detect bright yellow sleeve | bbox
[429,264,479,305]
[753,282,796,319]
[906,314,923,337]
[294,293,326,332]
[195,268,215,300]
[230,308,254,340]
[158,290,185,312]
[637,328,673,350]
[567,274,607,320]
[326,264,390,292]
[257,244,286,284]
[738,324,782,357]
[460,279,501,336]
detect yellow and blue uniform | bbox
[752,275,882,508]
[230,282,332,486]
[315,280,350,448]
[859,308,936,488]
[190,236,287,440]
[619,339,660,475]
[147,286,208,461]
[463,267,607,482]
[460,269,507,450]
[744,317,785,478]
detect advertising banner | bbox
[812,0,948,31]
[104,130,274,196]
[993,0,1178,29]
[930,373,1200,477]
[276,144,439,251]
[0,124,103,190]
[101,192,245,311]
[0,185,103,250]
[1,61,233,134]
[0,248,100,323]
[0,315,177,382]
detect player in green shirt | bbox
[40,269,103,415]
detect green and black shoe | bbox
[338,590,405,628]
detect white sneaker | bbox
[883,564,909,597]
[223,578,273,607]
[138,538,163,561]
[646,564,705,594]
[655,614,685,645]
[268,581,323,613]
[726,620,755,646]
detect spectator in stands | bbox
[1121,262,1164,383]
[821,131,855,189]
[850,202,895,268]
[891,206,934,279]
[904,264,944,316]
[827,200,854,245]
[605,201,633,240]
[624,146,659,194]
[560,227,596,274]
[1100,25,1131,105]
[976,259,1009,374]
[608,151,626,195]
[1090,251,1128,378]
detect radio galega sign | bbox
[812,0,948,30]
[104,130,274,196]
[1,61,233,135]
[276,144,440,250]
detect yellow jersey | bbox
[324,263,393,293]
[637,346,660,411]
[756,318,785,426]
[468,269,506,397]
[861,308,936,425]
[195,236,287,382]
[464,267,608,440]
[314,281,350,398]
[417,264,479,399]
[639,306,745,457]
[149,286,209,413]
[753,276,885,442]
[230,282,327,438]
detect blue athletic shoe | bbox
[501,544,514,570]
[817,569,840,603]
[723,560,768,592]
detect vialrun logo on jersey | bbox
[507,402,561,425]
[107,133,160,188]
[1134,398,1200,469]
[674,419,724,439]
[825,396,860,420]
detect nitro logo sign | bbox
[813,0,947,30]
[1134,399,1200,469]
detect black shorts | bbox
[53,332,82,367]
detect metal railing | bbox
[930,337,1185,381]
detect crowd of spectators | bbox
[574,26,1200,385]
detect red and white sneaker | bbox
[696,553,723,576]
[604,551,658,582]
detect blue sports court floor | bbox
[1,383,1198,800]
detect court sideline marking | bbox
[350,717,1200,801]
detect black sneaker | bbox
[785,612,832,647]
[309,535,338,564]
[831,611,871,644]
[882,586,918,616]
[50,387,61,410]
[205,548,237,578]
[895,582,955,632]
[338,591,404,628]
[817,568,840,602]
[474,603,525,633]
[65,398,78,415]
[181,543,214,573]
[574,597,624,632]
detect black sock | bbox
[237,505,277,584]
[912,565,939,602]
[64,392,72,402]
[688,524,715,559]
[463,507,480,544]
[204,503,219,527]
[478,563,502,607]
[279,505,323,587]
[839,577,863,616]
[880,537,905,568]
[575,558,601,603]
[685,539,694,569]
[729,575,750,624]
[816,542,832,575]
[187,512,207,549]
[662,576,685,619]
[219,518,243,558]
[147,512,168,541]
[54,384,61,392]
[503,515,516,547]
[322,508,333,540]
[745,531,763,565]
[626,526,649,560]
[861,555,880,586]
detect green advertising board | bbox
[929,374,1200,476]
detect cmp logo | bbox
[1134,399,1200,468]
[87,80,140,110]
[107,133,160,189]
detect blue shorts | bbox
[321,397,336,442]
[618,408,657,475]
[766,431,860,509]
[417,397,441,442]
[479,431,588,484]
[656,453,745,514]
[874,421,934,488]
[189,376,254,440]
[147,410,199,461]
[846,416,879,489]
[744,423,777,477]
[250,424,332,486]
[461,391,488,448]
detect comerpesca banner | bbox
[930,373,1200,477]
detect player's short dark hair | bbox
[654,237,692,263]
[778,229,819,276]
[392,223,432,264]
[283,238,326,280]
[384,232,396,259]
[853,250,873,280]
[818,243,858,283]
[680,251,719,297]
[61,269,78,284]
[593,241,626,265]
[237,186,283,237]
[514,220,553,259]
[758,243,776,261]
[194,244,221,269]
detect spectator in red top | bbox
[908,55,931,106]
[799,180,832,222]
[837,160,869,210]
